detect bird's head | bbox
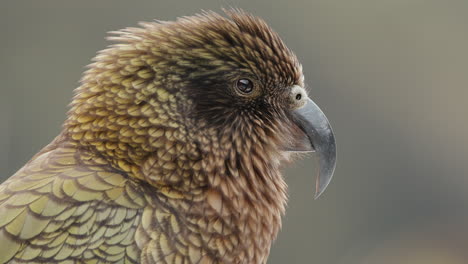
[65,9,336,198]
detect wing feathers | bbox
[0,146,145,263]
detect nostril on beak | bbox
[290,85,307,107]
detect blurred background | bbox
[1,0,468,263]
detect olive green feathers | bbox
[0,142,144,263]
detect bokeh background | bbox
[1,1,468,263]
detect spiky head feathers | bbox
[65,10,305,184]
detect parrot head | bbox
[65,9,336,199]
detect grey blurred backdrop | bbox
[1,1,468,263]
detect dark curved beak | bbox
[292,98,336,199]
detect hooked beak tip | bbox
[292,97,337,199]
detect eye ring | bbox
[235,78,254,94]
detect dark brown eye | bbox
[236,78,254,94]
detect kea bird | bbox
[0,9,336,264]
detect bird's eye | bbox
[235,79,254,94]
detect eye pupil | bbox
[236,79,253,93]
[296,93,302,100]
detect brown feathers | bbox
[0,9,305,263]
